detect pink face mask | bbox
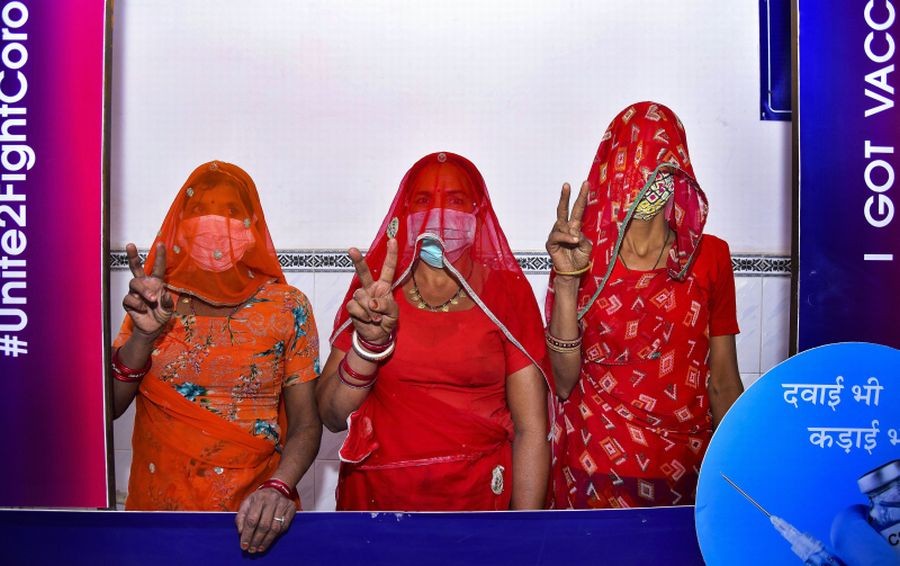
[406,208,477,264]
[178,215,255,272]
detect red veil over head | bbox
[547,101,709,323]
[547,104,722,508]
[331,151,550,385]
[144,160,285,306]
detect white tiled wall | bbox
[109,270,790,510]
[760,277,791,374]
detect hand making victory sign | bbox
[346,239,399,344]
[315,239,400,432]
[112,242,175,418]
[122,242,175,337]
[545,181,593,399]
[546,181,593,275]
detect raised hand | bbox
[122,242,174,338]
[346,239,399,343]
[546,181,592,276]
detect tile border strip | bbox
[110,250,791,276]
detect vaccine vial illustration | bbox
[858,460,900,557]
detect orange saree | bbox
[116,161,319,510]
[126,371,282,511]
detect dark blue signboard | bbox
[760,0,791,120]
[0,508,703,565]
[796,0,900,350]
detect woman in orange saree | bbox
[112,161,321,554]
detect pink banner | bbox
[0,0,108,507]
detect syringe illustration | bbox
[721,473,844,566]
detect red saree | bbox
[331,152,553,511]
[548,103,739,508]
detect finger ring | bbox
[274,516,285,523]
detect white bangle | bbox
[351,330,395,362]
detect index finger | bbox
[348,247,375,288]
[569,181,590,224]
[125,243,145,279]
[239,500,263,551]
[235,498,250,533]
[150,243,167,279]
[556,183,572,223]
[378,239,398,284]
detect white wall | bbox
[110,0,790,254]
[109,0,793,510]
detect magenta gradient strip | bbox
[0,1,108,506]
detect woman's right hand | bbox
[546,181,592,277]
[346,239,399,343]
[123,242,174,339]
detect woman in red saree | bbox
[545,102,744,508]
[112,161,321,553]
[317,152,553,511]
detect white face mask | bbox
[178,215,255,272]
[407,208,477,264]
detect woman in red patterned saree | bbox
[112,161,321,554]
[545,102,744,508]
[317,151,552,511]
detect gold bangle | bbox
[552,261,592,277]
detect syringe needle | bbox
[721,473,771,518]
[720,474,844,565]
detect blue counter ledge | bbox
[0,506,703,565]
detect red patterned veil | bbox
[547,101,709,364]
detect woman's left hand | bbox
[235,487,298,554]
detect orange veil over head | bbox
[143,160,285,306]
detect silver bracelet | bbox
[351,329,395,362]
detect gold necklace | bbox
[409,272,466,312]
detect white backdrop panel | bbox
[110,1,790,254]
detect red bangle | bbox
[356,331,395,353]
[257,478,299,502]
[111,347,151,383]
[338,355,377,389]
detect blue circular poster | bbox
[696,342,900,566]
